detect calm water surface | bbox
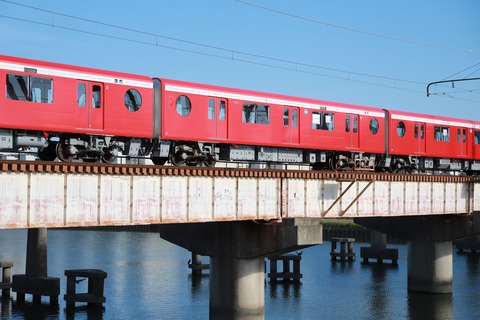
[0,229,479,319]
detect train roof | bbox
[0,54,153,88]
[388,109,479,128]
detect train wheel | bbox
[38,143,58,161]
[204,155,217,167]
[170,152,186,166]
[101,147,118,164]
[56,142,74,162]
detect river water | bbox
[0,229,479,319]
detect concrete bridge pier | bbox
[159,218,322,319]
[25,228,48,277]
[407,240,452,293]
[355,212,480,294]
[210,257,264,319]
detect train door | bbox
[457,128,467,156]
[282,107,300,144]
[414,122,426,153]
[207,97,227,140]
[345,114,359,149]
[475,130,480,158]
[76,81,104,130]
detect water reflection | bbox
[268,282,301,300]
[11,301,60,320]
[407,292,453,320]
[362,262,399,319]
[189,273,209,294]
[330,260,355,273]
[65,306,104,320]
[464,253,480,281]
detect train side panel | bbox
[160,79,385,155]
[388,110,475,159]
[0,55,154,138]
[298,106,385,154]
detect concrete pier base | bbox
[408,240,452,293]
[268,254,302,282]
[360,231,398,264]
[210,257,264,320]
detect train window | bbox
[434,126,450,142]
[312,112,334,131]
[457,129,461,143]
[370,118,379,135]
[77,84,86,107]
[6,74,53,103]
[284,108,289,126]
[176,95,191,116]
[219,100,226,120]
[124,89,142,112]
[346,116,350,132]
[31,77,53,103]
[353,116,358,133]
[7,74,28,101]
[208,99,215,120]
[242,103,269,124]
[463,129,467,143]
[475,131,480,144]
[396,122,405,137]
[415,123,425,139]
[292,109,298,128]
[92,85,101,108]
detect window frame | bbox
[124,88,142,112]
[396,122,406,137]
[6,73,53,104]
[176,95,192,117]
[312,111,334,131]
[434,126,450,142]
[242,103,270,125]
[369,118,379,135]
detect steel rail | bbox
[0,160,475,183]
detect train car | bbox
[1,54,479,174]
[386,109,480,173]
[160,78,386,170]
[0,54,156,162]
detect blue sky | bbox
[1,0,479,120]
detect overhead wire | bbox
[442,62,480,80]
[0,0,478,102]
[235,0,479,53]
[464,67,480,79]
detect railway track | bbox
[0,160,477,183]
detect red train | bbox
[1,55,480,174]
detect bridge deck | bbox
[0,161,478,229]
